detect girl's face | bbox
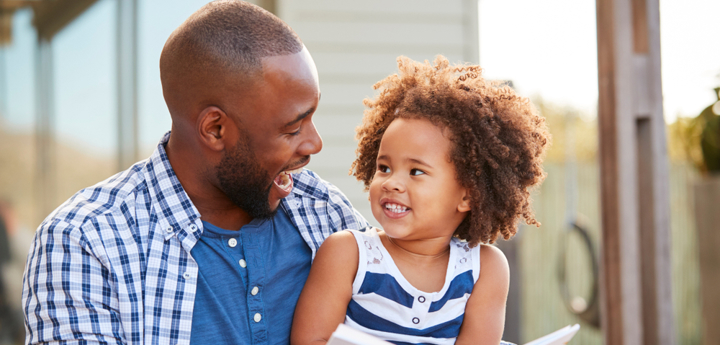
[369,117,471,242]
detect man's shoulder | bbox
[291,169,331,200]
[43,160,152,232]
[291,169,351,202]
[287,169,368,229]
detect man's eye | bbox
[410,169,425,176]
[377,165,390,173]
[288,127,302,136]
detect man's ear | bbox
[458,189,472,213]
[197,106,230,152]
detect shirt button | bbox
[418,296,426,303]
[188,224,198,233]
[251,286,259,295]
[239,259,247,268]
[412,317,420,324]
[254,313,262,322]
[183,272,191,279]
[228,238,237,247]
[166,226,173,233]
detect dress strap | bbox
[347,228,385,294]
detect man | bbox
[22,1,368,344]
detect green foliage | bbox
[667,116,704,168]
[670,88,720,174]
[531,97,598,163]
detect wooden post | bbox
[596,0,675,344]
[693,178,720,345]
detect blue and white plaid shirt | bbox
[22,132,369,345]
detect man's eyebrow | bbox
[283,107,315,128]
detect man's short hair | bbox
[161,0,303,88]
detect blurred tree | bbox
[670,87,720,174]
[531,97,598,163]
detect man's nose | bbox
[298,121,323,156]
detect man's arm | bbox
[23,219,124,345]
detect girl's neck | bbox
[386,236,450,259]
[379,230,453,293]
[380,231,452,264]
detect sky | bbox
[1,0,718,156]
[478,0,720,121]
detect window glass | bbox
[138,0,211,157]
[0,8,37,230]
[53,0,117,206]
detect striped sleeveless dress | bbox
[344,228,480,345]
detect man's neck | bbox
[165,133,253,230]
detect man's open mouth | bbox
[273,167,303,192]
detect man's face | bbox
[217,47,322,218]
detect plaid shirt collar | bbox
[143,132,336,248]
[144,132,203,249]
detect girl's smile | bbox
[379,198,411,218]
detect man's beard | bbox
[216,140,277,220]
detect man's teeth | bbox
[384,203,408,213]
[284,168,303,174]
[276,173,292,189]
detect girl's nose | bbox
[381,175,405,192]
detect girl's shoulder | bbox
[322,229,360,250]
[477,244,509,282]
[321,227,383,256]
[326,227,380,243]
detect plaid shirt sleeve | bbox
[23,217,126,345]
[283,169,370,259]
[325,180,370,232]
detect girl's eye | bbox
[378,164,390,173]
[410,168,425,176]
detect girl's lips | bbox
[379,198,409,208]
[379,198,411,219]
[382,206,410,219]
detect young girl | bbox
[291,56,549,345]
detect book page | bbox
[524,324,580,345]
[327,324,393,345]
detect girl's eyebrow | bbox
[408,158,432,168]
[378,155,432,168]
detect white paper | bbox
[524,324,580,345]
[325,323,580,345]
[327,324,393,345]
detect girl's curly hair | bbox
[351,56,550,246]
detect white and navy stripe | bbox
[345,229,480,345]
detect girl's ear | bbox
[458,189,472,213]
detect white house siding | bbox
[276,0,479,224]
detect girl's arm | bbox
[291,230,359,345]
[456,244,510,345]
